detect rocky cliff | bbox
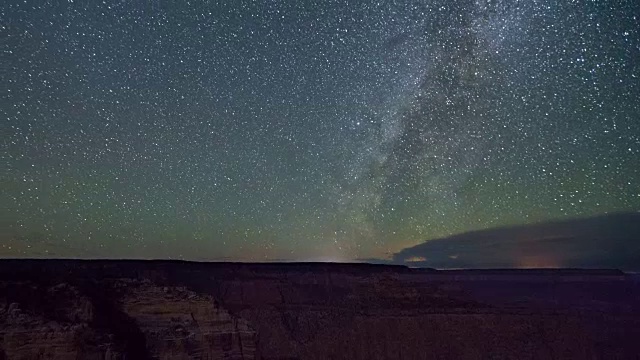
[1,260,639,359]
[0,277,257,359]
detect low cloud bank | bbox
[388,212,640,271]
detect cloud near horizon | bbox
[383,212,640,271]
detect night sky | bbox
[3,1,639,263]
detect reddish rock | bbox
[1,260,639,359]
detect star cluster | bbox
[2,0,639,261]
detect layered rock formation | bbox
[1,260,639,359]
[0,278,257,359]
[119,280,255,360]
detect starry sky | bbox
[2,0,639,263]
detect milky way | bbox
[2,0,639,261]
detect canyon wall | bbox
[1,260,639,359]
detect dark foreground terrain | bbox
[0,260,639,359]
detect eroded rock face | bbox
[198,269,612,360]
[0,279,257,360]
[0,282,122,359]
[119,280,256,360]
[1,261,639,360]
